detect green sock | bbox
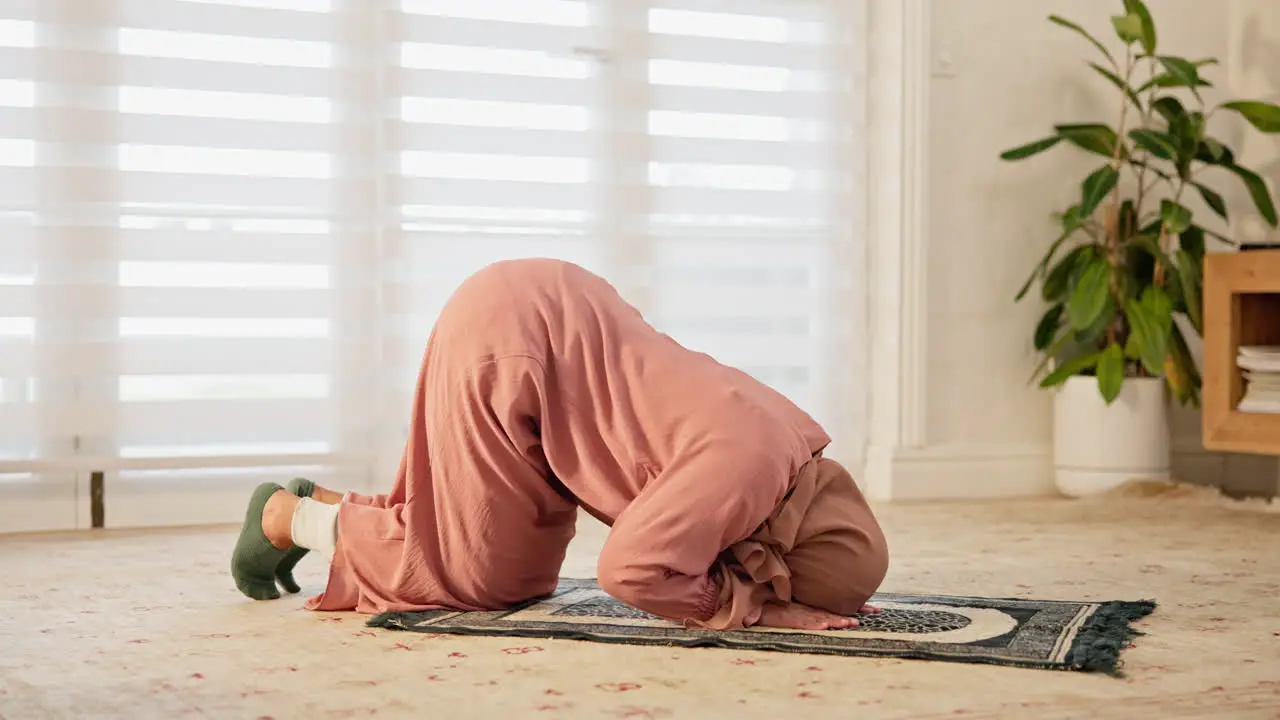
[275,477,316,594]
[230,482,289,601]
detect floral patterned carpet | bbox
[2,485,1278,719]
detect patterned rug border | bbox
[365,579,1156,676]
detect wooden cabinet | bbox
[1202,249,1280,455]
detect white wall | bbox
[866,0,1279,500]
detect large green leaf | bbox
[1154,56,1208,101]
[1080,165,1120,218]
[1160,199,1193,234]
[1055,123,1120,158]
[1122,300,1155,372]
[1196,137,1233,165]
[1177,112,1207,173]
[1124,330,1141,360]
[1151,96,1186,126]
[1057,203,1086,231]
[1096,342,1126,403]
[1090,62,1143,111]
[1168,323,1202,407]
[1068,257,1112,330]
[1076,294,1117,346]
[1039,350,1103,389]
[1137,71,1213,96]
[1034,304,1065,351]
[1220,100,1280,133]
[1124,297,1167,376]
[1179,225,1206,261]
[1123,0,1157,55]
[1227,163,1279,226]
[1015,221,1082,301]
[1048,14,1117,67]
[1000,136,1062,161]
[1141,285,1174,334]
[1129,129,1177,160]
[1184,111,1207,141]
[1174,248,1203,333]
[1042,245,1094,302]
[1111,13,1143,44]
[1194,183,1228,220]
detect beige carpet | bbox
[3,485,1279,719]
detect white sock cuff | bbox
[290,497,340,559]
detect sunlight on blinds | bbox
[0,0,865,530]
[107,2,342,470]
[0,6,66,530]
[0,210,36,465]
[642,1,858,439]
[0,8,37,451]
[113,217,335,460]
[384,0,603,421]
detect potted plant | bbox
[1000,0,1280,497]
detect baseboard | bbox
[1170,436,1226,487]
[0,475,80,534]
[865,433,1280,503]
[865,444,1055,502]
[1173,435,1280,497]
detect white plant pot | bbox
[1052,375,1170,497]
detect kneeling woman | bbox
[232,259,889,631]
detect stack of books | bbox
[1237,346,1280,414]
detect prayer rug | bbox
[366,579,1156,675]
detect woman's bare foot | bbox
[261,490,299,550]
[756,601,860,631]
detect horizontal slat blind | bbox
[110,1,344,480]
[0,3,76,531]
[1,0,355,530]
[641,1,863,456]
[1,0,866,531]
[381,0,605,438]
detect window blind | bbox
[0,0,360,530]
[0,0,866,532]
[0,3,68,532]
[640,0,864,460]
[106,0,355,528]
[376,0,606,471]
[377,0,865,474]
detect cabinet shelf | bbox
[1202,249,1280,455]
